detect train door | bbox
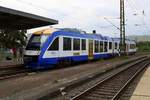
[126,43,129,53]
[88,40,94,60]
[112,41,114,54]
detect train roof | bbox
[32,28,104,40]
[32,28,136,43]
[58,29,105,40]
[33,28,57,35]
[113,38,120,41]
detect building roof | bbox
[0,6,58,30]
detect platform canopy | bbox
[0,6,58,30]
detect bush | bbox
[137,42,150,52]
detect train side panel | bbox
[24,28,137,70]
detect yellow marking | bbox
[88,56,94,60]
[88,40,94,60]
[33,28,57,35]
[73,52,80,56]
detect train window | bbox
[117,43,119,49]
[109,42,112,49]
[94,40,99,53]
[81,39,86,50]
[48,37,59,51]
[73,38,80,50]
[130,44,135,49]
[26,34,49,50]
[30,35,41,43]
[63,37,72,50]
[115,42,117,49]
[104,42,108,52]
[119,43,121,49]
[100,41,103,52]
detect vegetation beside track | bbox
[137,41,150,52]
[99,56,130,63]
[0,51,13,61]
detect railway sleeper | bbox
[92,91,118,96]
[97,86,121,90]
[86,93,114,99]
[100,84,123,88]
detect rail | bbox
[71,57,150,100]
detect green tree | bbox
[137,42,150,52]
[0,29,27,49]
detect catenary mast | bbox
[120,0,126,54]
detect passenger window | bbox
[48,37,59,51]
[109,42,112,49]
[104,42,108,52]
[100,41,103,52]
[73,38,80,50]
[115,42,117,49]
[63,37,72,50]
[94,40,99,53]
[130,44,135,49]
[81,39,86,50]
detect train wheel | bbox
[58,60,65,67]
[65,59,72,67]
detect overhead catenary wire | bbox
[125,0,142,35]
[11,0,150,35]
[104,17,120,31]
[16,0,52,12]
[126,0,150,34]
[15,0,66,17]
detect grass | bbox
[98,55,130,63]
[99,58,105,62]
[117,56,129,60]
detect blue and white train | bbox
[24,28,137,69]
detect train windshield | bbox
[26,34,49,50]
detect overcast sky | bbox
[0,0,150,37]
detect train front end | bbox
[23,29,55,69]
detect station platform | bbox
[130,66,150,100]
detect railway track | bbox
[0,55,147,81]
[71,57,150,100]
[0,66,31,80]
[37,56,148,100]
[0,56,149,100]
